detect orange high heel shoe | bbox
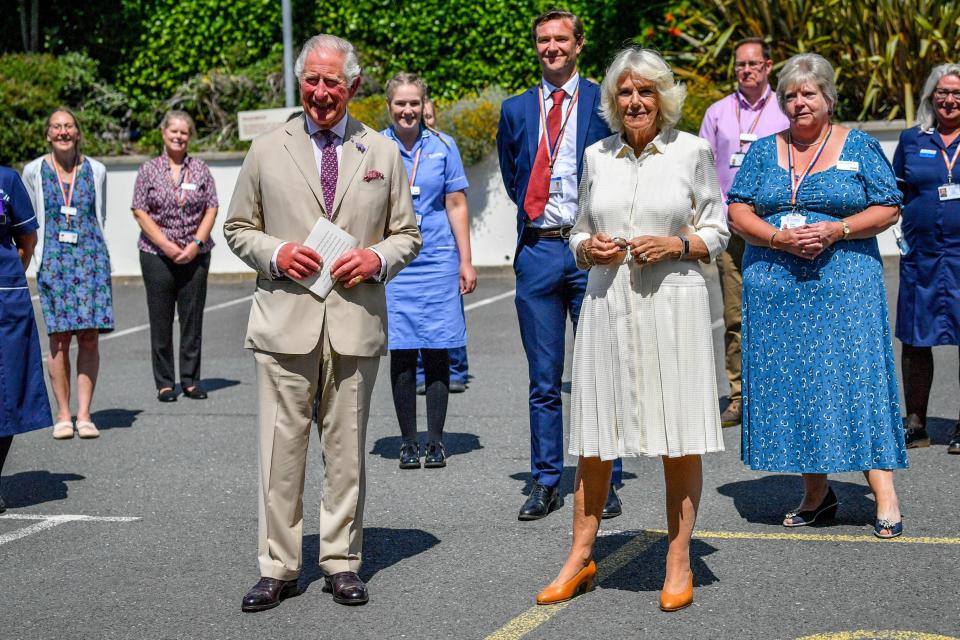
[659,574,694,612]
[536,560,597,605]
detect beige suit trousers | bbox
[716,233,745,403]
[254,322,379,580]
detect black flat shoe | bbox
[948,423,960,455]
[783,486,839,527]
[157,388,177,402]
[518,483,561,521]
[903,415,930,448]
[183,386,208,400]
[241,577,299,612]
[601,484,622,519]
[323,571,369,605]
[424,442,446,468]
[399,443,421,469]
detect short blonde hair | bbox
[600,48,686,133]
[160,109,196,137]
[776,53,838,115]
[916,63,960,132]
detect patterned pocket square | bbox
[362,170,385,182]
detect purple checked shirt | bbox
[699,87,789,214]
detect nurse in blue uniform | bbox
[0,167,54,512]
[382,72,477,469]
[892,63,960,455]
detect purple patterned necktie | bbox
[317,129,338,218]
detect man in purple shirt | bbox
[699,37,789,427]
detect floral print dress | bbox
[37,159,114,334]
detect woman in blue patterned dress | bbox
[22,108,114,440]
[727,54,907,538]
[891,63,960,455]
[0,166,53,512]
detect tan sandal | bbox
[52,421,75,439]
[76,420,100,439]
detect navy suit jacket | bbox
[496,76,612,238]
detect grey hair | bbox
[294,34,361,85]
[916,63,960,132]
[160,109,196,137]
[776,53,838,115]
[600,48,686,133]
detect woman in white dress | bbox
[535,48,729,612]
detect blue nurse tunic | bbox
[892,127,960,346]
[382,127,469,350]
[0,167,52,437]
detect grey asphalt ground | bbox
[2,259,959,640]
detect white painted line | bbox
[0,514,141,522]
[465,289,515,312]
[0,516,71,546]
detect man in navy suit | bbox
[497,8,623,521]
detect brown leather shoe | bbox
[241,577,299,612]
[659,574,694,612]
[536,560,596,605]
[720,401,741,428]
[324,571,369,605]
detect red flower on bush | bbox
[665,12,675,22]
[668,27,682,37]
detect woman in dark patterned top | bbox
[132,110,218,402]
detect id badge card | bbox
[58,230,79,244]
[549,176,563,196]
[410,185,421,197]
[729,152,746,168]
[181,182,198,191]
[836,160,859,172]
[939,183,960,201]
[739,133,758,143]
[60,205,77,217]
[780,213,807,229]
[415,214,423,227]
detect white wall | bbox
[24,119,906,277]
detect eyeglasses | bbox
[934,89,960,100]
[734,61,767,70]
[48,123,77,132]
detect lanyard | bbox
[538,84,580,170]
[169,162,190,209]
[50,153,78,209]
[734,89,771,149]
[788,125,833,210]
[940,144,960,183]
[408,146,422,189]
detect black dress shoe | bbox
[948,423,960,455]
[424,442,446,468]
[399,443,421,469]
[518,483,561,521]
[157,388,177,403]
[241,577,299,612]
[183,385,208,400]
[903,415,930,448]
[323,571,369,605]
[602,484,622,519]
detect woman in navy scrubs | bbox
[382,73,477,469]
[893,63,960,454]
[0,167,53,511]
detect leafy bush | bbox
[0,52,130,166]
[436,87,507,166]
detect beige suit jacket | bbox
[224,114,421,357]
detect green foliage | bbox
[645,0,960,123]
[119,0,283,110]
[0,52,130,166]
[436,87,508,166]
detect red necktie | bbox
[523,89,566,220]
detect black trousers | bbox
[140,251,210,390]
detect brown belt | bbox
[525,225,573,239]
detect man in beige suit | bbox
[225,34,420,611]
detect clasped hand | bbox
[585,233,681,266]
[775,222,842,260]
[277,243,380,288]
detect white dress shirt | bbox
[532,73,580,228]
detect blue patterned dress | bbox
[37,159,114,335]
[727,129,908,473]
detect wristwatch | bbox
[840,222,850,240]
[193,237,203,247]
[677,234,689,259]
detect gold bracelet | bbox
[768,230,779,249]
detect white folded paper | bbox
[293,216,359,299]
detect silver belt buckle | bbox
[558,226,572,239]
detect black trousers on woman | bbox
[391,348,449,444]
[139,251,210,391]
[901,343,960,422]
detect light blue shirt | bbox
[532,73,579,228]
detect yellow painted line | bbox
[484,531,663,640]
[645,529,960,545]
[796,631,958,640]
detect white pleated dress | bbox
[568,129,729,459]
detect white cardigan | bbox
[21,155,107,269]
